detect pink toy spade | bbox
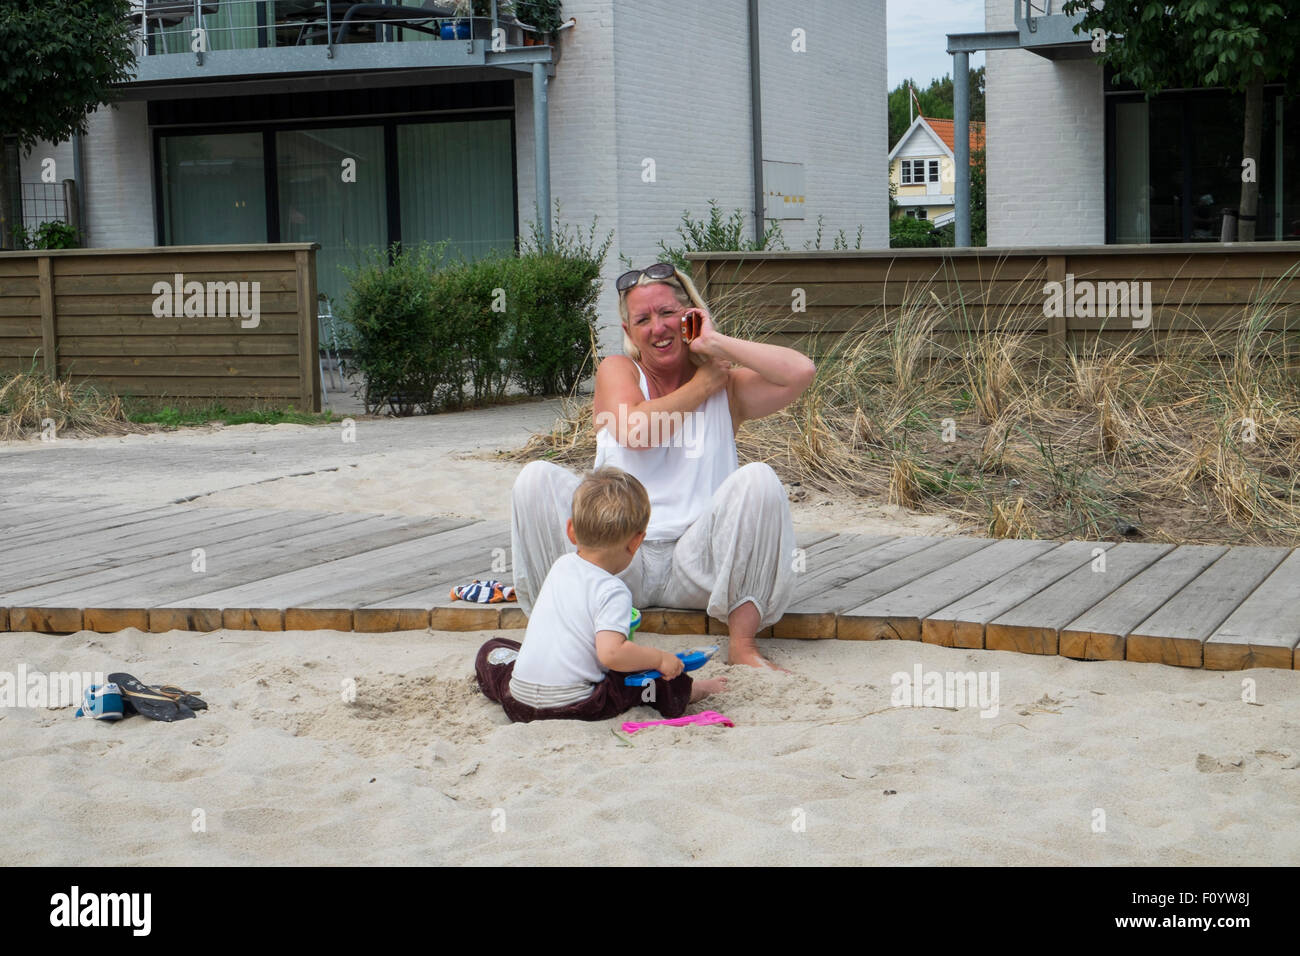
[621,711,735,735]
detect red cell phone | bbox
[681,309,703,342]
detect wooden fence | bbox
[0,243,320,411]
[689,243,1300,356]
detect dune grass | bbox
[0,366,147,441]
[511,269,1300,547]
[0,365,334,438]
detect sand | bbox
[2,406,1297,865]
[4,627,1298,865]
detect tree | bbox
[0,0,136,249]
[1063,0,1300,241]
[887,67,985,149]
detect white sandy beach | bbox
[2,406,1298,865]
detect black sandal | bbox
[107,673,199,722]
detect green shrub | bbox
[340,213,610,414]
[652,200,785,276]
[436,254,516,405]
[507,252,600,395]
[341,242,456,415]
[12,220,80,249]
[889,216,940,248]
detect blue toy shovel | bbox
[624,645,719,687]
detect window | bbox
[277,127,388,305]
[906,208,928,220]
[397,119,516,262]
[159,132,268,245]
[901,159,941,185]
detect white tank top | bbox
[594,361,739,541]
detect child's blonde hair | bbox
[571,467,651,548]
[617,266,709,367]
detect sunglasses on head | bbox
[616,262,677,293]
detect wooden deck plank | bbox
[180,520,482,630]
[922,541,1115,648]
[286,522,511,630]
[0,503,181,548]
[145,513,406,631]
[1127,546,1291,667]
[0,502,85,531]
[838,539,1060,641]
[0,502,260,563]
[1202,549,1300,670]
[0,501,137,533]
[9,514,463,633]
[835,537,1003,640]
[1058,545,1228,661]
[984,543,1174,655]
[145,516,475,631]
[776,535,946,638]
[1,510,355,602]
[354,524,516,632]
[0,506,318,589]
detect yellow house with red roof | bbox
[888,116,985,228]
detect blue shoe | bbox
[74,682,124,721]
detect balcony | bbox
[1013,0,1091,59]
[123,0,557,100]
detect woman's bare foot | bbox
[727,647,788,671]
[690,676,727,703]
[727,633,789,671]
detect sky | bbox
[886,0,988,91]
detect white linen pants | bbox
[510,460,797,631]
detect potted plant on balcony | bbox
[446,0,514,41]
[516,0,561,45]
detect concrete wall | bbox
[20,102,154,249]
[984,0,1106,246]
[514,0,888,350]
[755,0,888,252]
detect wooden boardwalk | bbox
[1,503,1297,671]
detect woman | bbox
[511,262,816,668]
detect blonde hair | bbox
[571,467,651,548]
[617,266,709,366]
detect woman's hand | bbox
[685,309,726,359]
[690,354,730,398]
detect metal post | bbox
[954,50,971,247]
[748,0,764,247]
[532,61,551,248]
[326,0,334,57]
[194,0,203,64]
[61,179,81,244]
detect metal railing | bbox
[19,182,67,229]
[128,0,543,57]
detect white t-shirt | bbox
[511,552,633,689]
[594,361,738,541]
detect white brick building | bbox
[981,0,1298,246]
[11,0,887,350]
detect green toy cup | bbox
[628,606,642,640]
